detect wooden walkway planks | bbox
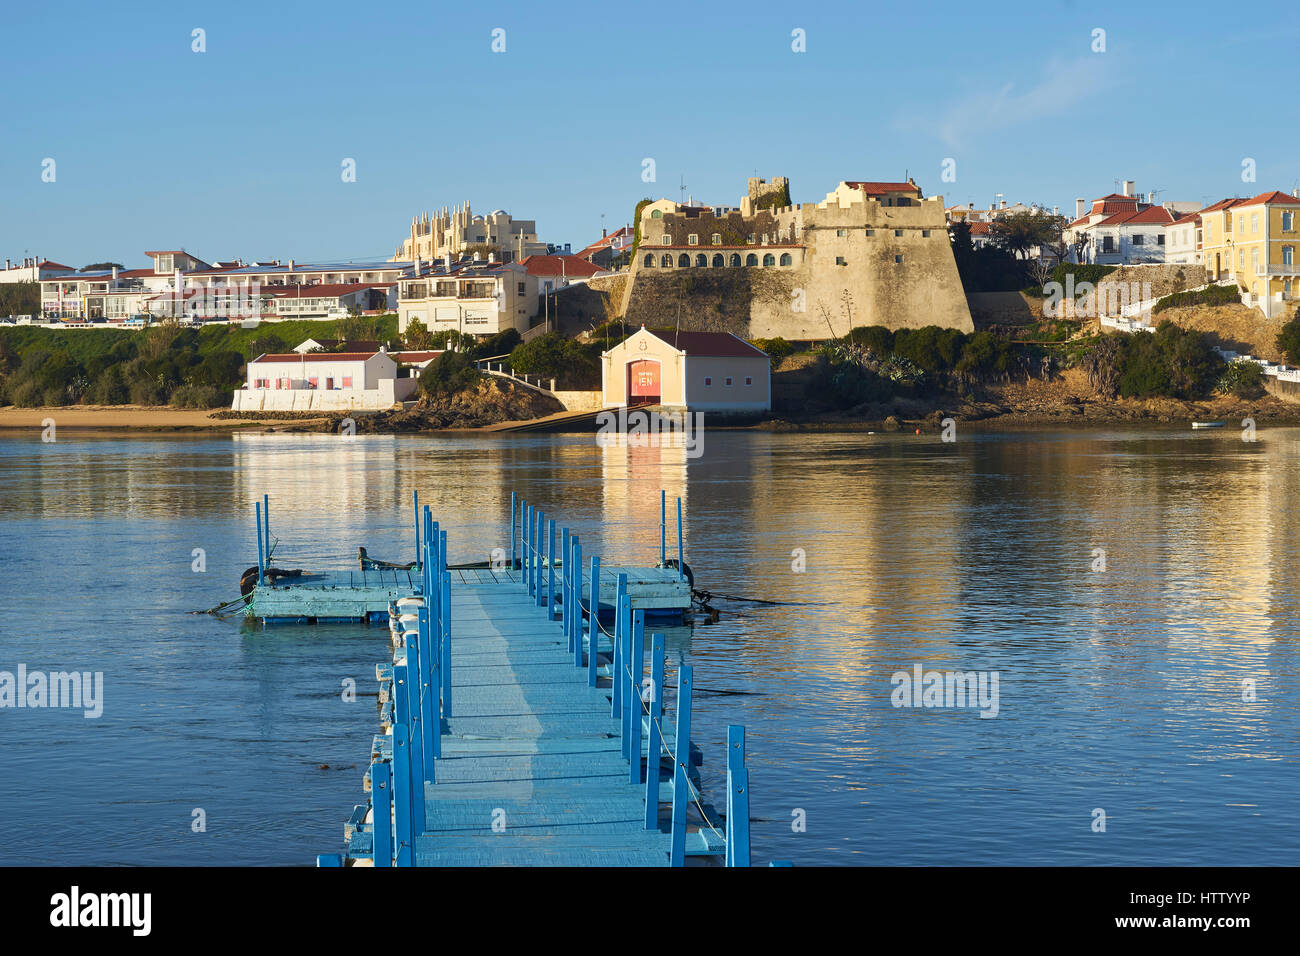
[414,579,671,866]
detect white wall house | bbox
[601,327,771,413]
[1164,216,1202,265]
[1,257,76,285]
[232,349,415,411]
[396,260,537,337]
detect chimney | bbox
[1053,206,1059,216]
[1122,180,1135,197]
[1000,199,1007,210]
[601,227,607,238]
[488,252,496,264]
[4,259,9,270]
[288,259,294,272]
[112,266,118,281]
[1075,198,1086,219]
[444,253,451,271]
[1293,188,1299,199]
[414,255,421,275]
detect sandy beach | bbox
[0,405,317,431]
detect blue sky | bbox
[3,0,1298,269]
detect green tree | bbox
[1276,313,1300,364]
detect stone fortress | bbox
[619,175,973,339]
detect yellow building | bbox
[1201,190,1300,318]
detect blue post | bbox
[618,594,633,756]
[393,664,422,852]
[571,538,583,667]
[509,491,516,572]
[371,760,392,867]
[660,489,666,565]
[560,527,570,631]
[255,501,265,585]
[535,510,545,605]
[726,725,749,867]
[420,605,439,761]
[628,609,645,783]
[525,505,534,594]
[670,664,693,867]
[405,632,425,798]
[392,682,413,867]
[263,493,271,560]
[645,633,665,829]
[440,570,452,717]
[413,490,420,564]
[611,574,628,719]
[676,497,684,582]
[439,529,447,574]
[547,520,557,618]
[587,556,601,687]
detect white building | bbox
[233,348,416,411]
[601,327,771,413]
[1164,215,1202,265]
[1064,183,1195,264]
[396,258,537,337]
[0,257,76,285]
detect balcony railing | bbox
[1256,263,1300,277]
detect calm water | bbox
[0,427,1296,865]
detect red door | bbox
[628,360,660,405]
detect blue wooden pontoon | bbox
[316,492,756,867]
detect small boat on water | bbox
[1192,421,1226,429]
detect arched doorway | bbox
[627,359,661,406]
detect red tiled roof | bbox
[298,340,381,352]
[968,222,992,235]
[520,255,604,278]
[1242,190,1300,206]
[391,351,444,362]
[846,181,921,196]
[254,352,383,363]
[1199,197,1246,214]
[144,250,193,256]
[35,260,74,271]
[1098,206,1174,227]
[644,329,768,358]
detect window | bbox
[895,255,904,263]
[865,229,875,237]
[644,254,654,267]
[1102,236,1114,252]
[678,254,690,267]
[894,229,903,237]
[704,377,712,387]
[342,376,353,388]
[662,234,671,245]
[695,254,707,267]
[1133,234,1144,246]
[711,234,721,245]
[308,377,319,389]
[746,254,758,266]
[1252,214,1259,234]
[651,209,663,219]
[835,256,846,266]
[747,234,755,244]
[661,254,672,267]
[688,234,698,245]
[724,377,733,386]
[1239,249,1245,269]
[744,377,752,386]
[729,253,741,267]
[1157,234,1165,246]
[1284,246,1294,266]
[1284,211,1295,231]
[922,230,931,237]
[712,254,724,267]
[779,253,792,266]
[836,229,848,237]
[1239,216,1245,234]
[517,282,526,295]
[762,254,775,266]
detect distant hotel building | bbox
[395,256,538,337]
[393,204,549,264]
